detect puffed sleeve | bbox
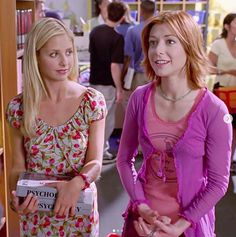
[84,88,107,124]
[5,94,23,129]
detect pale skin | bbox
[208,17,236,77]
[134,23,197,236]
[98,0,111,22]
[10,33,105,217]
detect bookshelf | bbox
[0,1,35,236]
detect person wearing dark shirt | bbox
[89,1,126,164]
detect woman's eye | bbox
[50,52,57,57]
[167,39,175,45]
[149,40,157,47]
[66,50,73,56]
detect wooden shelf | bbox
[0,1,36,236]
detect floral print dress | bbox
[6,88,106,237]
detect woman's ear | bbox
[224,24,229,31]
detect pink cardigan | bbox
[116,82,232,237]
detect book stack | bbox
[16,9,33,50]
[16,172,93,215]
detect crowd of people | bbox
[3,0,235,236]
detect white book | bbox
[16,172,94,214]
[124,67,135,90]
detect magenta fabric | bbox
[116,82,232,237]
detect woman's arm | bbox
[8,125,39,214]
[52,116,106,217]
[182,102,232,224]
[8,125,26,191]
[208,51,236,76]
[134,216,190,237]
[208,51,220,75]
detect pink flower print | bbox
[44,135,54,143]
[12,120,20,129]
[99,100,105,106]
[75,118,81,126]
[87,224,92,232]
[91,100,97,111]
[57,163,64,173]
[22,221,29,231]
[60,231,65,236]
[75,217,83,227]
[31,145,39,156]
[13,97,21,103]
[36,129,43,136]
[59,226,63,231]
[43,217,51,228]
[45,167,52,174]
[62,125,70,133]
[46,231,52,236]
[74,144,80,148]
[58,132,64,138]
[72,153,79,158]
[72,132,81,140]
[49,158,55,165]
[16,110,23,116]
[28,162,36,169]
[33,215,38,225]
[31,227,37,235]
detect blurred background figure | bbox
[35,0,62,21]
[122,0,156,94]
[89,1,126,164]
[86,0,112,32]
[208,13,236,87]
[116,2,137,39]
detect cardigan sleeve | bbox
[181,98,232,225]
[116,90,147,204]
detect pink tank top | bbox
[143,86,204,223]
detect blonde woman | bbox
[7,18,106,236]
[117,11,232,237]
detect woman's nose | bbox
[59,55,67,66]
[155,42,165,55]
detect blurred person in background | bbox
[89,1,126,164]
[86,0,112,32]
[116,2,137,39]
[35,0,62,21]
[208,13,236,87]
[122,0,156,93]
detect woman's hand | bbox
[47,177,83,217]
[134,216,172,237]
[11,190,38,215]
[137,203,159,225]
[134,217,191,237]
[225,69,236,77]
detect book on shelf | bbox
[16,172,93,214]
[16,9,33,50]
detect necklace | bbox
[159,85,192,102]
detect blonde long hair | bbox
[141,11,210,88]
[22,17,78,137]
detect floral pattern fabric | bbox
[6,88,106,237]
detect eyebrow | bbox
[47,47,73,51]
[149,34,176,38]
